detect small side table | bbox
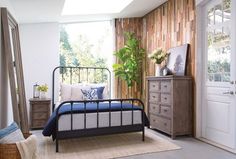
[29,98,51,129]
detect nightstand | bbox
[29,98,51,129]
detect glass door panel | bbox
[207,0,231,83]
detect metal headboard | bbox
[52,66,111,111]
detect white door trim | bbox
[195,0,236,153]
[195,0,208,139]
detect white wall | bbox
[0,0,17,19]
[19,23,60,117]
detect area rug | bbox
[36,130,180,159]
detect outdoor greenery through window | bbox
[59,21,113,83]
[207,0,231,82]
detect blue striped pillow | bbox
[0,122,25,143]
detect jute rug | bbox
[36,130,180,159]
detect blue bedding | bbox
[42,102,149,138]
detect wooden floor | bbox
[122,130,236,159]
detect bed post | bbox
[52,66,59,112]
[142,109,145,141]
[142,129,145,141]
[56,102,59,152]
[142,116,145,142]
[140,100,145,141]
[56,138,59,152]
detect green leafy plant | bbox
[113,32,145,87]
[148,49,167,64]
[37,84,48,92]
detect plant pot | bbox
[155,64,161,76]
[40,91,47,99]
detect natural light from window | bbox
[59,21,114,72]
[62,0,133,15]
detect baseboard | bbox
[196,137,236,154]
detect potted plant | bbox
[37,84,48,98]
[148,49,168,76]
[113,32,145,87]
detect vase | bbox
[155,64,161,76]
[40,91,47,99]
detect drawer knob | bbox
[153,107,155,109]
[164,97,167,100]
[153,119,156,122]
[164,123,167,126]
[153,96,156,98]
[164,85,167,88]
[153,85,155,87]
[164,109,167,112]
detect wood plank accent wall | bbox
[115,0,196,104]
[115,0,196,101]
[144,0,196,77]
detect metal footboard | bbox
[55,98,145,152]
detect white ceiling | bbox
[9,0,167,24]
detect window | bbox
[207,0,231,82]
[59,21,114,83]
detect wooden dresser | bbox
[29,98,51,129]
[147,76,192,138]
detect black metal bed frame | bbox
[52,66,145,152]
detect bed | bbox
[42,66,149,152]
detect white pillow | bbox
[60,83,72,101]
[60,83,110,102]
[70,84,91,100]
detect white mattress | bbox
[58,110,142,131]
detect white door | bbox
[202,0,236,148]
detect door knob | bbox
[223,91,234,95]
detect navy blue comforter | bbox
[42,102,149,138]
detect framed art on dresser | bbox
[166,44,189,76]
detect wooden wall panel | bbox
[115,0,196,105]
[145,0,196,77]
[115,18,143,100]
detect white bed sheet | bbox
[58,110,142,131]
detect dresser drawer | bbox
[149,81,160,92]
[149,92,160,103]
[159,105,171,118]
[32,104,49,112]
[149,104,160,115]
[161,81,171,92]
[32,119,47,128]
[33,112,48,120]
[161,94,171,105]
[150,115,171,133]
